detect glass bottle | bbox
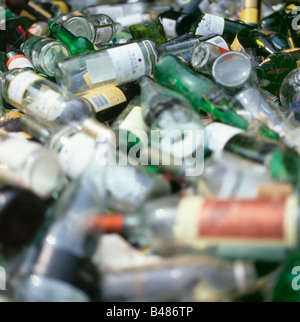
[82,2,150,20]
[12,154,105,302]
[20,35,71,77]
[0,68,95,126]
[211,51,258,96]
[256,48,300,86]
[204,122,300,186]
[195,10,252,45]
[280,67,300,119]
[5,50,34,71]
[239,0,262,27]
[158,0,203,38]
[48,20,95,56]
[4,0,53,21]
[190,42,229,75]
[0,183,46,248]
[138,75,205,178]
[54,36,204,94]
[78,81,140,123]
[0,132,63,198]
[231,86,300,154]
[19,115,172,214]
[196,150,283,200]
[63,13,123,47]
[153,54,249,130]
[236,27,279,60]
[100,253,258,302]
[129,19,167,43]
[88,192,300,262]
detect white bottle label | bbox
[204,122,244,153]
[107,42,146,83]
[196,14,225,37]
[94,25,113,44]
[35,89,63,121]
[57,132,96,179]
[161,18,177,38]
[7,71,42,108]
[6,55,34,70]
[205,36,229,51]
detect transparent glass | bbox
[1,69,95,125]
[20,35,71,77]
[64,14,122,46]
[212,51,258,94]
[280,67,300,113]
[191,42,226,75]
[54,38,202,93]
[0,134,63,198]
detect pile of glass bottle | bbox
[1,0,300,302]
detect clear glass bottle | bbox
[153,54,249,130]
[0,68,95,126]
[63,13,123,47]
[190,42,229,75]
[20,35,71,77]
[211,51,258,96]
[280,67,300,118]
[0,132,63,198]
[138,75,205,178]
[5,50,34,71]
[54,36,203,94]
[19,115,172,214]
[88,192,300,262]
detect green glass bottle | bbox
[48,20,95,56]
[129,19,167,44]
[153,54,248,130]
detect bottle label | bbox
[6,54,34,70]
[205,36,230,52]
[94,25,114,44]
[108,42,147,83]
[142,40,158,72]
[204,122,244,153]
[175,195,298,248]
[161,18,177,38]
[7,71,43,108]
[56,132,96,179]
[36,89,64,121]
[27,22,49,37]
[80,86,127,112]
[86,42,146,85]
[196,14,225,37]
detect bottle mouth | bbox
[212,51,254,90]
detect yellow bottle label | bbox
[80,86,127,112]
[240,8,259,25]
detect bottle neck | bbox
[49,20,78,44]
[182,0,203,14]
[160,37,201,58]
